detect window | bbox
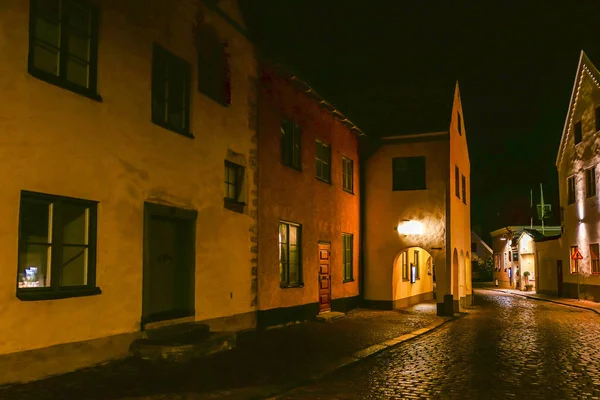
[457,112,462,135]
[574,121,582,145]
[570,246,579,273]
[586,167,596,198]
[471,242,477,253]
[414,250,420,280]
[152,43,191,136]
[401,250,408,280]
[504,252,507,271]
[342,157,354,193]
[28,0,100,99]
[591,244,600,274]
[392,157,426,191]
[196,25,230,106]
[455,166,460,198]
[281,119,301,170]
[461,174,467,204]
[567,176,576,205]
[224,161,245,213]
[596,106,600,132]
[494,254,500,271]
[315,140,331,183]
[342,233,353,282]
[279,221,302,287]
[17,191,99,300]
[512,252,519,262]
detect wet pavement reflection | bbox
[276,290,600,399]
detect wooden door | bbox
[557,260,563,297]
[318,243,331,313]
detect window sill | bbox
[152,119,194,139]
[343,188,355,195]
[199,90,231,108]
[343,278,355,284]
[316,177,332,185]
[281,161,302,172]
[280,284,304,289]
[17,286,102,301]
[393,188,427,192]
[29,67,102,102]
[224,199,245,214]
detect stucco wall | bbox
[558,68,600,292]
[536,238,563,296]
[491,234,513,288]
[0,0,257,356]
[448,84,472,301]
[392,247,435,302]
[257,67,360,311]
[364,136,448,302]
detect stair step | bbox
[130,331,236,362]
[315,311,346,323]
[143,322,210,344]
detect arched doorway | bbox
[392,247,435,308]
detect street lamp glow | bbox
[397,220,423,235]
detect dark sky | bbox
[239,1,600,242]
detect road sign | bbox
[571,248,583,260]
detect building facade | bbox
[256,64,363,327]
[555,51,600,301]
[363,83,472,316]
[0,0,258,384]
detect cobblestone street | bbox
[275,289,600,400]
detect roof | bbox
[556,50,600,167]
[471,231,492,254]
[490,225,561,238]
[535,234,562,243]
[522,229,547,242]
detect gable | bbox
[556,51,600,167]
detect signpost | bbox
[572,247,583,300]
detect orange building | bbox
[257,64,364,327]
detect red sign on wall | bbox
[571,248,583,260]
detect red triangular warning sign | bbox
[572,248,583,260]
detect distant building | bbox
[490,226,561,290]
[0,0,257,385]
[363,82,472,315]
[555,50,600,301]
[471,231,492,261]
[257,64,364,327]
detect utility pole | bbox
[540,183,545,235]
[530,189,533,229]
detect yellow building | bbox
[0,0,258,384]
[363,83,472,316]
[555,51,600,301]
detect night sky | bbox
[239,1,600,242]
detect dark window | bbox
[574,121,582,145]
[457,112,462,135]
[586,167,596,198]
[596,106,600,132]
[392,157,426,191]
[28,0,100,99]
[570,246,579,273]
[512,252,519,262]
[471,242,477,253]
[401,250,408,280]
[279,221,302,287]
[315,140,331,183]
[342,157,354,193]
[224,161,245,213]
[567,176,576,205]
[196,26,230,106]
[17,191,100,301]
[281,119,301,170]
[462,174,467,204]
[455,166,460,198]
[342,233,353,282]
[151,43,191,137]
[591,243,600,274]
[414,250,420,280]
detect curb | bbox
[483,288,600,316]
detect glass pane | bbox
[18,244,51,288]
[35,0,61,20]
[34,17,60,46]
[227,184,236,199]
[323,162,330,181]
[168,109,184,130]
[289,226,298,245]
[61,203,88,245]
[316,160,322,178]
[60,246,87,286]
[33,43,60,75]
[289,262,299,284]
[279,223,287,244]
[68,32,89,61]
[66,57,89,87]
[68,2,91,33]
[279,243,288,264]
[20,200,52,243]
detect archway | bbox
[465,251,472,305]
[392,246,436,309]
[452,248,459,311]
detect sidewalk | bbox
[482,286,600,315]
[0,302,453,400]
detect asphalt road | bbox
[274,289,600,399]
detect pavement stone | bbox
[0,302,441,400]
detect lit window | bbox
[17,191,99,301]
[401,250,409,280]
[342,157,354,193]
[574,121,582,145]
[567,176,576,205]
[504,252,507,271]
[494,254,500,271]
[279,221,302,287]
[586,167,596,198]
[591,244,600,274]
[224,161,245,213]
[570,246,579,273]
[414,250,420,280]
[342,233,353,282]
[393,157,426,191]
[281,119,301,170]
[28,0,100,98]
[315,140,331,183]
